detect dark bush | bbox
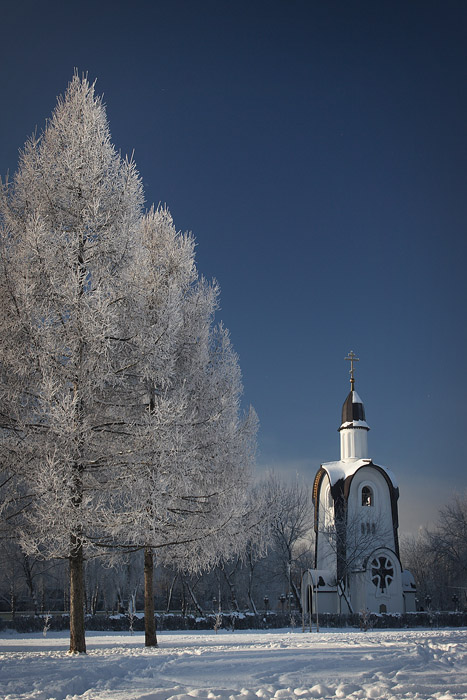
[3,610,467,633]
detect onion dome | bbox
[339,390,369,431]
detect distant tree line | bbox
[0,472,314,624]
[401,492,467,612]
[2,482,466,624]
[1,488,466,623]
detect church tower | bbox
[338,353,369,460]
[301,352,416,616]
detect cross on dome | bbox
[345,350,359,391]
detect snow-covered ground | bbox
[1,627,466,700]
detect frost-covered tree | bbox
[107,212,259,644]
[0,73,143,653]
[1,74,259,653]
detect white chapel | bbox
[301,352,416,615]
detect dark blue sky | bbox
[1,0,466,534]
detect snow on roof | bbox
[303,569,337,591]
[321,458,398,488]
[352,391,363,404]
[339,419,369,429]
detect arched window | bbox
[362,485,373,507]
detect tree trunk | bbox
[247,555,258,614]
[220,566,240,612]
[22,556,38,615]
[144,547,157,647]
[10,584,16,619]
[337,580,353,614]
[91,584,99,615]
[292,580,302,614]
[184,577,204,616]
[181,580,187,617]
[166,574,177,613]
[69,536,86,653]
[248,591,258,615]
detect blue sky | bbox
[1,0,466,535]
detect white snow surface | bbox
[1,627,466,700]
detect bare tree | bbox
[265,474,313,613]
[400,532,435,607]
[429,494,467,586]
[410,493,467,610]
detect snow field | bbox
[0,627,466,700]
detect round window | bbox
[371,556,394,592]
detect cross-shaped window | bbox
[371,556,394,592]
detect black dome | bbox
[341,391,366,424]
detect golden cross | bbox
[345,350,359,391]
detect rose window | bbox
[371,556,394,592]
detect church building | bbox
[301,352,416,615]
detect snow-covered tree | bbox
[0,73,143,652]
[0,74,259,652]
[107,211,259,644]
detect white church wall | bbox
[361,547,404,614]
[315,474,338,578]
[345,466,396,567]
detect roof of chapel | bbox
[339,390,369,431]
[319,458,398,489]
